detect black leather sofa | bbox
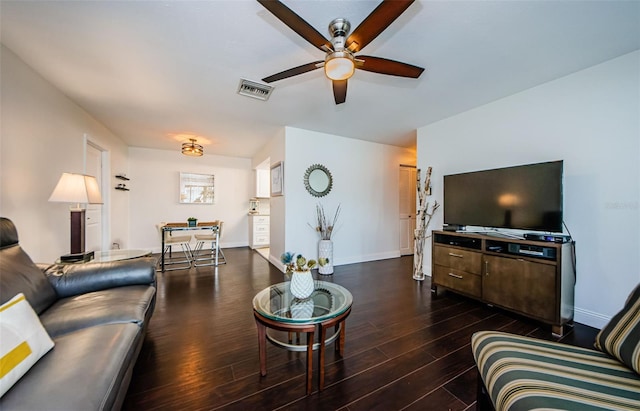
[0,217,156,410]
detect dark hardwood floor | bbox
[122,247,598,411]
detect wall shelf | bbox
[116,174,130,190]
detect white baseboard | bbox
[263,250,403,273]
[336,251,401,266]
[573,307,611,330]
[219,241,249,248]
[269,254,284,272]
[146,241,248,255]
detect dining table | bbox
[160,224,221,272]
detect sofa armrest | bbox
[44,257,156,298]
[36,262,51,272]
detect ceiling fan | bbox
[257,0,425,104]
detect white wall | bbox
[280,127,416,270]
[417,51,640,329]
[0,45,130,262]
[128,147,252,251]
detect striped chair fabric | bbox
[595,283,640,374]
[472,331,640,411]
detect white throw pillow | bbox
[0,293,55,397]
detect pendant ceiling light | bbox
[182,138,203,157]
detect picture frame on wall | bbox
[179,172,215,204]
[270,161,283,196]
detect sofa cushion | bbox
[39,285,156,337]
[473,331,640,411]
[0,323,142,411]
[0,244,58,315]
[0,293,54,397]
[44,257,157,298]
[595,283,640,374]
[0,218,19,247]
[0,217,58,314]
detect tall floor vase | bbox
[318,240,333,275]
[413,228,426,280]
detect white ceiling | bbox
[1,1,638,158]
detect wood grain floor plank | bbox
[402,387,468,411]
[345,345,475,411]
[443,366,479,407]
[277,343,439,410]
[122,248,598,411]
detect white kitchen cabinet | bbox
[256,169,270,198]
[249,215,269,249]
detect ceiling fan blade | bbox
[346,0,415,53]
[258,0,333,52]
[262,61,324,83]
[333,80,347,104]
[356,55,424,78]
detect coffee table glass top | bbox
[93,249,151,262]
[56,249,152,264]
[253,281,353,324]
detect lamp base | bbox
[60,251,94,263]
[70,209,86,254]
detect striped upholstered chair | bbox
[472,283,640,410]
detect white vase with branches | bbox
[413,167,440,281]
[311,204,341,275]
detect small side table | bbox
[252,281,353,394]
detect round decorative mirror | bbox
[304,164,333,197]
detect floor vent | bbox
[237,79,274,101]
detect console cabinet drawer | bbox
[433,246,482,275]
[433,265,481,298]
[253,234,269,246]
[249,215,270,249]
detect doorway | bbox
[84,138,107,252]
[399,165,417,255]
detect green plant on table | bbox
[281,252,327,273]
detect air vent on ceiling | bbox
[237,79,274,101]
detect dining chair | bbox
[157,222,193,271]
[193,221,226,266]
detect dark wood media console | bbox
[431,230,575,336]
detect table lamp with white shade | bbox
[48,173,103,259]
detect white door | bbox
[85,143,103,252]
[399,165,417,255]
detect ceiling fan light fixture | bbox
[324,51,355,81]
[182,138,203,156]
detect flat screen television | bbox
[443,160,563,233]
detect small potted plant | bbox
[281,252,326,299]
[187,217,197,227]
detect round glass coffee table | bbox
[253,281,353,394]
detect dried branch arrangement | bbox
[312,203,341,240]
[413,167,440,280]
